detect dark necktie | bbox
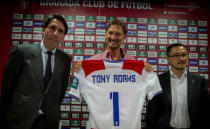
[40,51,53,114]
[44,51,53,90]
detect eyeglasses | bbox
[168,54,188,59]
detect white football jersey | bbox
[69,59,162,129]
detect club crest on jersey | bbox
[71,77,79,90]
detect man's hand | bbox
[71,61,82,73]
[144,62,153,72]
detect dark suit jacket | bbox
[0,44,71,129]
[146,71,210,129]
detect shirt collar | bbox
[41,40,56,55]
[105,49,125,60]
[170,69,187,79]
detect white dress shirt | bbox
[170,70,190,128]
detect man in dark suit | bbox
[0,14,72,129]
[146,43,210,129]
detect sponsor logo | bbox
[158,19,167,24]
[96,16,106,22]
[96,43,105,48]
[34,21,43,27]
[178,33,187,38]
[127,37,137,43]
[178,39,188,45]
[189,60,198,65]
[138,38,147,43]
[75,29,84,34]
[13,20,23,26]
[127,44,136,50]
[70,120,80,126]
[199,47,208,52]
[138,18,147,23]
[148,45,157,50]
[74,49,84,55]
[96,29,105,35]
[96,23,106,28]
[85,42,94,48]
[60,105,70,111]
[188,27,197,32]
[178,26,188,32]
[199,34,208,39]
[127,31,137,36]
[138,24,147,30]
[86,16,96,21]
[73,56,83,61]
[96,36,105,42]
[158,25,168,31]
[76,22,85,28]
[85,49,94,55]
[76,16,85,21]
[148,18,157,24]
[67,22,75,27]
[33,27,43,33]
[178,20,187,25]
[137,51,147,57]
[158,38,167,44]
[138,45,147,50]
[199,53,208,59]
[189,33,197,39]
[148,32,157,37]
[199,67,208,72]
[74,42,84,48]
[22,34,32,39]
[168,19,177,25]
[148,38,157,44]
[148,58,157,64]
[189,40,198,45]
[128,17,137,23]
[199,60,208,66]
[75,35,84,41]
[189,46,198,52]
[86,22,95,28]
[198,21,207,26]
[23,21,33,26]
[86,29,95,35]
[138,31,147,37]
[64,35,74,41]
[127,51,137,56]
[13,14,23,19]
[158,45,167,51]
[189,53,198,59]
[71,113,80,118]
[189,66,198,72]
[148,51,157,57]
[168,26,177,31]
[148,25,157,30]
[12,27,22,33]
[168,32,178,38]
[23,27,33,33]
[158,52,167,57]
[198,27,208,32]
[34,14,44,20]
[158,58,168,64]
[127,24,137,30]
[158,65,169,71]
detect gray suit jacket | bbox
[0,44,71,129]
[146,71,210,129]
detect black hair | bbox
[106,19,127,35]
[44,14,68,34]
[167,43,188,56]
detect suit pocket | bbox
[6,94,30,121]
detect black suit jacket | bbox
[146,71,210,129]
[0,44,71,129]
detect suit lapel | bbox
[187,72,194,106]
[164,71,172,106]
[45,50,63,93]
[31,44,44,90]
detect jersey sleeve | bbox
[69,69,85,102]
[142,68,162,100]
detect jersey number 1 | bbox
[110,92,120,126]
